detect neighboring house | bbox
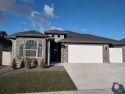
[119,38,125,63]
[0,31,12,65]
[120,38,125,43]
[7,30,125,66]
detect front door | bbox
[50,42,61,62]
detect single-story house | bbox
[0,31,12,65]
[120,38,125,43]
[6,30,125,66]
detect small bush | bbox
[11,58,17,69]
[25,58,31,69]
[40,58,46,68]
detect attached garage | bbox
[68,44,103,63]
[109,48,123,63]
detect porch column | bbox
[47,40,50,66]
[11,39,16,62]
[103,45,109,63]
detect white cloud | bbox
[43,4,55,18]
[29,4,58,32]
[51,26,64,31]
[0,0,32,15]
[29,11,51,31]
[0,1,59,32]
[0,0,32,22]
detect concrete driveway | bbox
[64,63,125,90]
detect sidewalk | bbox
[21,89,115,94]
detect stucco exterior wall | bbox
[103,45,109,63]
[15,37,46,65]
[55,35,64,42]
[123,46,125,63]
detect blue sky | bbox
[0,0,125,40]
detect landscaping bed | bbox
[0,67,77,93]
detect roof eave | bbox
[59,40,115,44]
[7,34,48,39]
[7,35,16,39]
[16,34,48,37]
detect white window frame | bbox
[19,39,42,58]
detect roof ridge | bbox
[12,30,43,35]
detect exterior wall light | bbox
[62,43,67,48]
[104,45,108,50]
[64,43,68,47]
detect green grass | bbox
[0,71,77,93]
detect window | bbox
[19,40,24,57]
[25,40,37,57]
[64,35,67,38]
[52,34,54,37]
[38,40,42,57]
[19,39,42,57]
[25,50,36,57]
[57,35,60,37]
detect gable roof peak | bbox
[44,29,68,34]
[8,30,47,38]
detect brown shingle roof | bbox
[0,31,7,35]
[8,30,47,38]
[119,38,125,42]
[59,30,120,44]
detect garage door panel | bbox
[109,48,123,63]
[68,45,103,63]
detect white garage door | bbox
[2,51,11,65]
[68,45,103,63]
[109,48,123,63]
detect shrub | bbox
[40,58,46,68]
[11,58,17,69]
[25,58,31,69]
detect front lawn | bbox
[0,71,77,93]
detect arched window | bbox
[19,39,42,57]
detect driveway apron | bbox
[64,63,125,90]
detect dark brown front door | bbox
[50,42,61,62]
